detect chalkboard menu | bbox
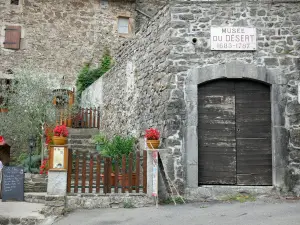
[1,166,24,202]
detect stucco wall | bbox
[0,0,136,85]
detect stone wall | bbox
[66,193,153,209]
[82,0,300,196]
[135,0,168,31]
[82,4,172,138]
[0,0,136,86]
[169,0,300,194]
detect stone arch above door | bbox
[184,61,287,189]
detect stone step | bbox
[69,148,97,153]
[68,144,95,148]
[0,202,45,225]
[68,128,99,136]
[25,192,46,204]
[68,134,93,139]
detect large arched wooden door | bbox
[198,79,272,186]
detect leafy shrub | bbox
[21,155,41,174]
[101,135,136,169]
[76,49,113,98]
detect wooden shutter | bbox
[4,26,21,50]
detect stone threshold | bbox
[185,185,277,201]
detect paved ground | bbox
[0,201,44,219]
[52,199,300,225]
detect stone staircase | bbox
[68,128,99,153]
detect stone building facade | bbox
[82,0,300,197]
[0,0,162,85]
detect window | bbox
[11,0,19,5]
[118,17,129,34]
[3,26,21,50]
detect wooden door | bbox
[198,80,237,184]
[235,80,272,185]
[198,79,272,186]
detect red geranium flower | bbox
[53,125,68,137]
[145,128,160,140]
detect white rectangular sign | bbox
[211,27,257,51]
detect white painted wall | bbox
[81,76,104,108]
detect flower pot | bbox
[101,173,122,187]
[147,140,160,149]
[52,136,67,145]
[0,108,8,113]
[123,173,137,190]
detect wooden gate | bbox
[198,79,272,186]
[67,150,147,194]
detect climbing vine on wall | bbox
[76,49,113,98]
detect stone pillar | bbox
[47,170,67,195]
[147,150,154,197]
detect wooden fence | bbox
[67,150,147,194]
[56,107,100,129]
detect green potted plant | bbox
[100,135,136,188]
[92,133,107,152]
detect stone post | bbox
[47,170,67,195]
[147,150,154,197]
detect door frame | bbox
[184,61,287,189]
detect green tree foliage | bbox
[76,49,113,98]
[0,68,58,151]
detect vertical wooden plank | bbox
[107,158,112,193]
[128,153,133,193]
[81,152,87,193]
[96,154,101,193]
[103,157,108,194]
[89,107,93,128]
[136,151,140,193]
[97,107,100,129]
[93,107,96,128]
[143,150,147,193]
[81,107,84,128]
[122,155,126,193]
[67,149,73,193]
[89,153,93,193]
[114,157,119,193]
[84,108,88,128]
[74,151,79,193]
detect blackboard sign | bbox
[1,166,24,202]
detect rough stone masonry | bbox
[0,0,167,85]
[83,0,300,198]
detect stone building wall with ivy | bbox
[82,0,300,196]
[0,0,136,85]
